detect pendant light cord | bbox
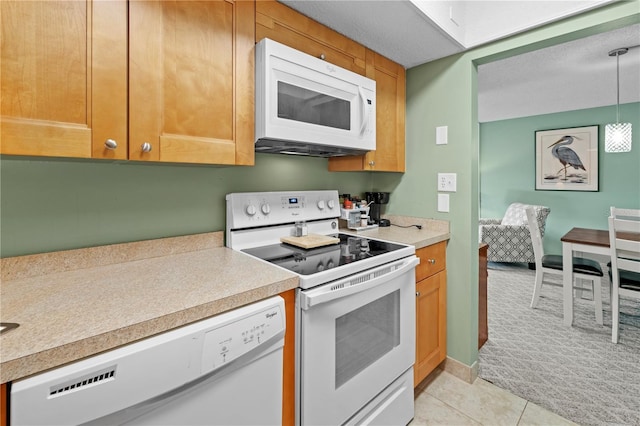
[616,51,620,124]
[609,47,631,124]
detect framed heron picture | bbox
[535,125,599,191]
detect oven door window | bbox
[335,290,399,388]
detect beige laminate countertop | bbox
[343,215,450,249]
[0,232,298,384]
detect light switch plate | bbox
[438,194,450,212]
[436,126,448,145]
[437,173,457,192]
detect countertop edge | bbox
[412,233,451,250]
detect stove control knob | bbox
[261,203,271,215]
[317,200,325,210]
[327,199,336,209]
[245,204,257,216]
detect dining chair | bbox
[526,207,604,324]
[608,207,640,343]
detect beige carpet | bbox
[478,263,640,426]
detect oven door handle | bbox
[299,256,419,310]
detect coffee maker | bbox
[365,192,390,227]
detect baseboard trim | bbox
[441,356,478,384]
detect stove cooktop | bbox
[242,233,408,276]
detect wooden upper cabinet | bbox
[329,50,406,172]
[129,0,255,165]
[2,0,254,166]
[256,0,366,75]
[0,0,128,160]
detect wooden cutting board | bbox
[280,234,340,249]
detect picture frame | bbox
[535,125,599,191]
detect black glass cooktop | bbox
[242,233,407,276]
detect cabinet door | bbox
[256,0,366,75]
[0,0,128,159]
[415,271,447,387]
[328,50,406,172]
[129,0,254,165]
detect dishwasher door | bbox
[11,296,285,426]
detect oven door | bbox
[298,256,418,426]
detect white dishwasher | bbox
[11,296,285,425]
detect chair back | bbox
[608,208,640,285]
[525,207,545,270]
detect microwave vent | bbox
[255,139,368,158]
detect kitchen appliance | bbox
[226,190,417,425]
[255,38,376,157]
[11,297,285,425]
[366,191,391,227]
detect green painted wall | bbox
[0,154,374,257]
[1,1,638,371]
[380,2,639,367]
[480,103,640,255]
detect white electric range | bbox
[226,190,418,425]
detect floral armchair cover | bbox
[479,203,551,264]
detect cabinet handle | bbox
[428,259,436,264]
[368,161,375,167]
[141,142,152,153]
[416,291,420,297]
[319,53,326,60]
[104,139,118,150]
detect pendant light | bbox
[605,47,632,153]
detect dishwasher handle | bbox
[299,256,419,310]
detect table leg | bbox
[574,251,584,299]
[563,242,573,326]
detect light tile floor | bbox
[411,370,578,426]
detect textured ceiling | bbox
[478,24,640,122]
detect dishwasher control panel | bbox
[201,301,285,374]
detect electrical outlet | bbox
[437,173,457,192]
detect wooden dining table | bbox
[561,227,640,326]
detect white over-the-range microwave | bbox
[255,38,376,157]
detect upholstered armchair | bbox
[479,203,551,264]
